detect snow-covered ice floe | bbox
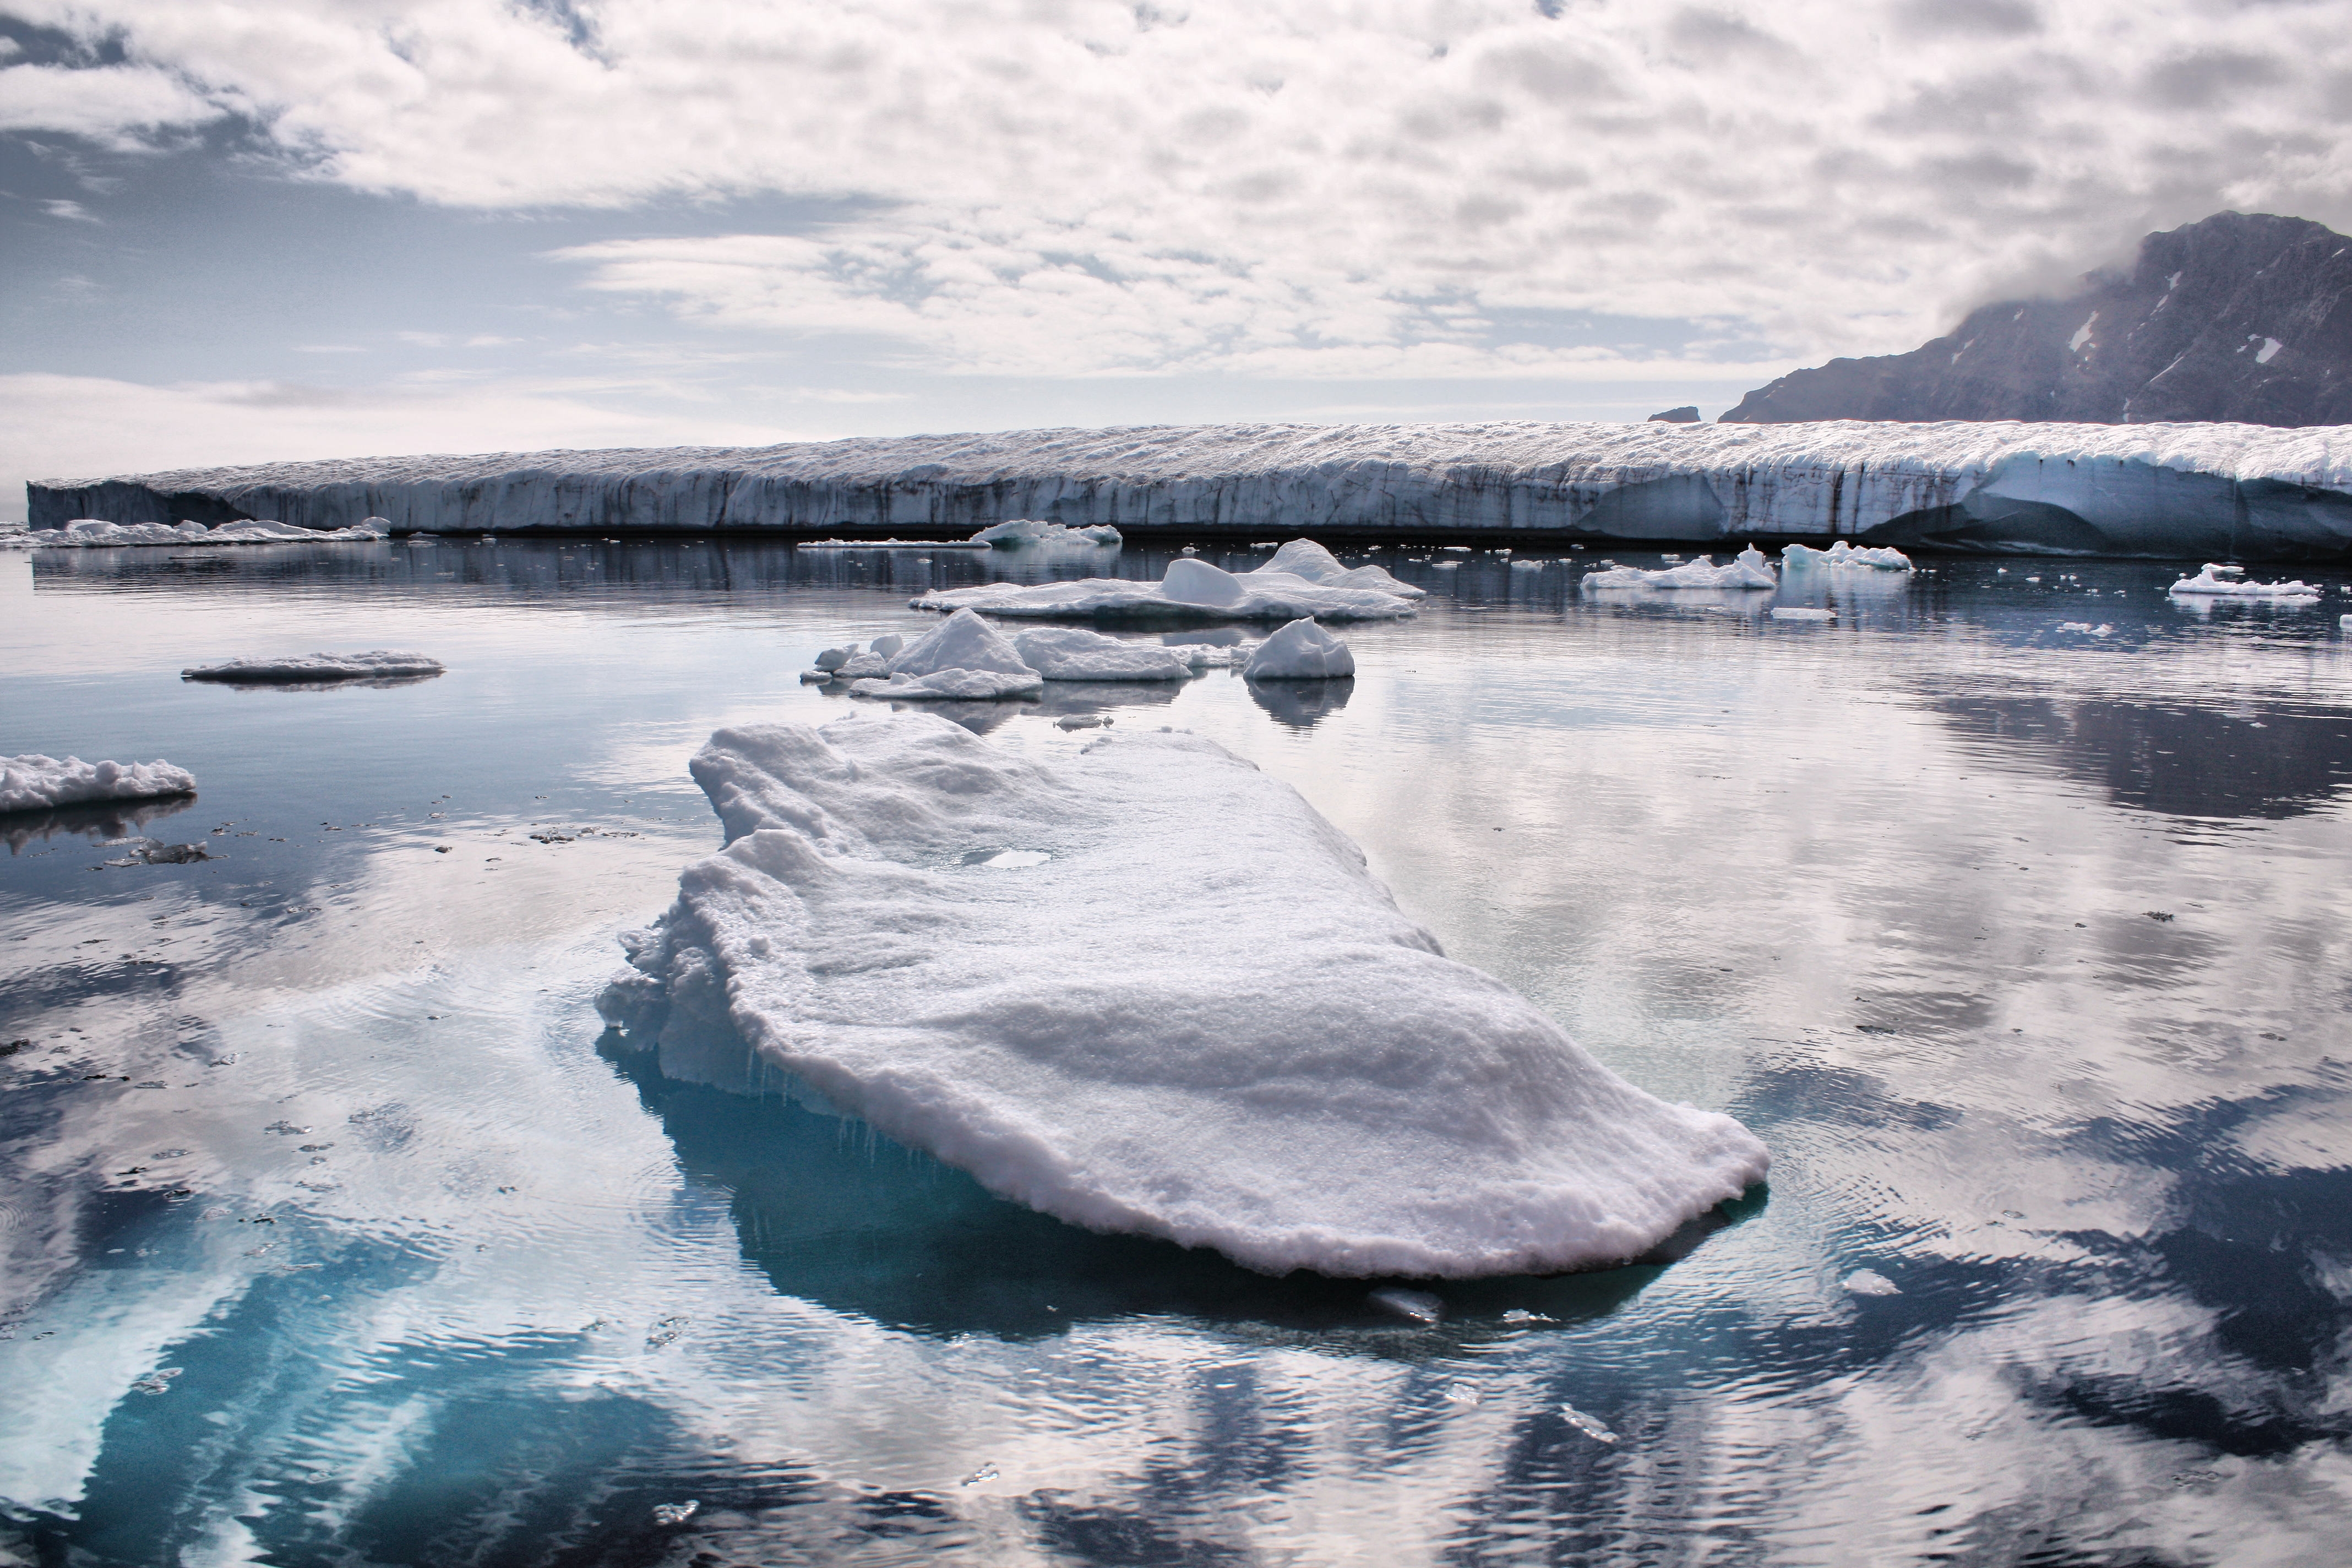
[1581,547,1778,591]
[1243,618,1355,679]
[598,715,1768,1276]
[801,519,1123,551]
[1771,607,1837,622]
[180,651,445,684]
[1,754,197,814]
[39,420,2352,559]
[912,552,1418,623]
[1256,538,1424,598]
[845,610,1044,700]
[1,518,385,548]
[814,619,1254,693]
[1782,540,1914,571]
[1011,627,1195,682]
[2166,563,2323,599]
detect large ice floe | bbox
[1581,547,1779,591]
[34,420,2352,559]
[181,651,445,684]
[1781,540,1915,572]
[844,609,1045,700]
[1,518,385,547]
[598,715,1768,1276]
[912,553,1419,623]
[1243,618,1356,679]
[1,754,197,814]
[2165,562,2323,598]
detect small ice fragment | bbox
[1371,1287,1443,1324]
[960,1463,1000,1487]
[1243,618,1354,680]
[814,645,856,672]
[651,1500,699,1525]
[799,671,831,683]
[1501,1308,1558,1324]
[1771,607,1836,621]
[1511,559,1543,570]
[1558,1403,1618,1444]
[2057,622,2111,636]
[645,1315,688,1349]
[2338,614,2351,629]
[1843,1268,1901,1297]
[264,1121,311,1135]
[1444,1381,1482,1406]
[1054,714,1108,729]
[131,1368,183,1395]
[979,850,1049,868]
[1660,553,1682,562]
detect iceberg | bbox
[2166,563,2323,598]
[968,519,1123,547]
[598,715,1768,1276]
[35,420,2352,560]
[1011,628,1195,682]
[913,555,1417,623]
[1,518,384,547]
[1581,547,1779,591]
[1255,539,1425,598]
[845,608,1044,700]
[1243,618,1355,680]
[1782,540,1915,572]
[180,651,445,683]
[1,754,197,814]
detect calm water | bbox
[3,538,2351,1566]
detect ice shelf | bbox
[28,420,2352,559]
[598,715,1769,1277]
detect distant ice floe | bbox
[2166,563,2322,599]
[598,715,1769,1276]
[799,519,1121,550]
[808,619,1258,700]
[1843,1268,1902,1297]
[1,518,385,548]
[1771,607,1837,622]
[911,547,1419,623]
[1,754,197,814]
[1782,540,1915,571]
[1243,618,1355,679]
[180,651,444,684]
[1581,546,1778,591]
[2058,622,2115,637]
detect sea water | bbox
[3,540,2349,1565]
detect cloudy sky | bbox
[3,0,2348,514]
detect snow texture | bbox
[180,651,444,683]
[1782,540,1915,571]
[1582,547,1779,591]
[2166,562,2322,598]
[1,518,385,548]
[1244,618,1356,679]
[847,608,1045,700]
[1012,627,1195,682]
[1,754,197,814]
[597,715,1768,1277]
[33,420,2352,559]
[914,554,1417,623]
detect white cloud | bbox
[2,1,2349,372]
[40,195,97,220]
[0,61,222,146]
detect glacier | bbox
[597,714,1768,1277]
[3,518,386,547]
[1,754,197,814]
[28,420,2352,560]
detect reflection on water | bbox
[1,796,198,854]
[3,541,2350,1564]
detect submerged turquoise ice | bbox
[2,538,2350,1564]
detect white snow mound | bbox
[180,651,443,682]
[969,519,1123,547]
[2166,563,2321,598]
[2,518,384,548]
[847,608,1044,700]
[1244,618,1355,679]
[912,553,1415,623]
[2,754,197,813]
[1582,546,1778,591]
[597,715,1768,1277]
[1012,628,1195,682]
[1783,541,1914,571]
[1255,540,1424,598]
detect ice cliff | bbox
[598,715,1768,1277]
[29,418,2352,560]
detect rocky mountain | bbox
[1722,212,2352,427]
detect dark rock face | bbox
[1723,213,2352,427]
[1647,406,1701,423]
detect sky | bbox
[3,0,2350,518]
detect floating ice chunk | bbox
[1054,714,1110,729]
[1783,540,1914,571]
[1444,1381,1482,1406]
[1510,559,1544,571]
[912,557,1417,623]
[650,1500,699,1525]
[1582,547,1777,591]
[3,518,384,548]
[1558,1403,1619,1444]
[1012,627,1195,682]
[1370,1287,1444,1324]
[102,839,215,867]
[130,1368,183,1396]
[2,754,197,814]
[2166,563,2321,598]
[968,519,1121,547]
[1501,1308,1558,1324]
[814,645,857,672]
[799,537,994,549]
[850,668,1042,701]
[2342,614,2352,629]
[836,651,892,679]
[1843,1267,1902,1297]
[404,535,436,547]
[1243,618,1355,680]
[599,715,1768,1276]
[847,609,1043,700]
[1770,607,1837,621]
[2057,622,2114,636]
[1254,540,1425,598]
[180,651,444,683]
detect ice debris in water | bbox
[2167,563,2321,599]
[1243,618,1354,680]
[180,651,443,683]
[960,1463,1001,1487]
[1771,607,1837,622]
[847,610,1045,701]
[2,754,197,814]
[101,839,214,867]
[2,518,385,547]
[1558,1403,1619,1444]
[1371,1287,1445,1324]
[1054,714,1111,730]
[1501,1308,1558,1324]
[1444,1382,1483,1406]
[2058,622,2114,636]
[1843,1268,1902,1297]
[130,1368,184,1396]
[650,1500,699,1526]
[909,542,1420,623]
[1581,547,1778,591]
[968,519,1121,547]
[814,645,856,672]
[600,715,1770,1276]
[1782,540,1914,572]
